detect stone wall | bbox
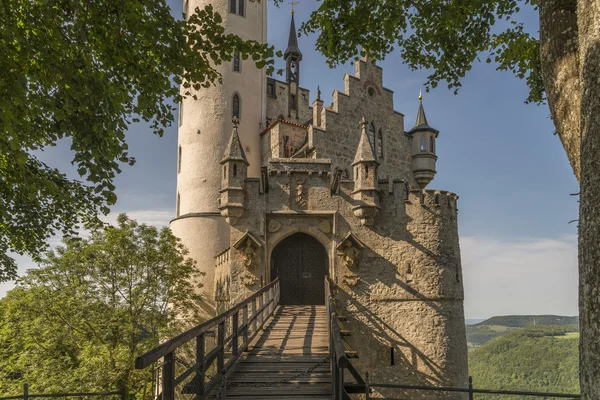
[218,158,468,397]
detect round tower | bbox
[171,0,267,315]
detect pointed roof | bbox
[352,117,379,166]
[284,13,302,60]
[408,92,439,136]
[221,117,249,165]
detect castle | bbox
[171,0,468,394]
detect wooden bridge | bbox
[135,277,361,400]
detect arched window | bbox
[184,0,189,18]
[232,94,240,119]
[233,52,240,72]
[178,146,182,174]
[420,135,426,151]
[176,192,181,217]
[430,136,435,153]
[368,123,376,152]
[365,165,369,178]
[233,164,237,177]
[377,129,384,159]
[223,165,227,179]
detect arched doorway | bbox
[270,233,328,305]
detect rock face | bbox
[173,5,468,396]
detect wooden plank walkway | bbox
[223,305,331,399]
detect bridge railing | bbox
[325,276,365,400]
[135,279,280,400]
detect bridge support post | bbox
[163,352,175,400]
[243,304,249,348]
[217,321,225,374]
[251,299,257,334]
[232,311,239,356]
[196,333,205,395]
[258,294,264,329]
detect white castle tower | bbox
[171,0,267,314]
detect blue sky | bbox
[0,0,580,319]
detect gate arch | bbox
[270,232,328,305]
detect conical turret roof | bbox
[221,118,249,165]
[408,93,439,135]
[284,13,302,60]
[352,117,379,166]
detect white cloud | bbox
[461,235,579,319]
[103,209,173,227]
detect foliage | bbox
[478,315,579,328]
[467,315,579,348]
[0,0,277,281]
[469,326,580,399]
[0,214,202,397]
[291,0,544,104]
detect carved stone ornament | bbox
[242,272,259,287]
[268,220,282,233]
[242,240,257,267]
[295,176,308,208]
[232,231,263,269]
[336,233,365,270]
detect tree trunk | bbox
[577,0,600,398]
[539,0,581,181]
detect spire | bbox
[408,91,439,135]
[316,85,321,101]
[221,117,249,165]
[415,90,428,126]
[352,117,379,165]
[284,13,302,61]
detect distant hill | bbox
[476,315,579,328]
[466,315,579,349]
[469,326,579,399]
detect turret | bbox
[220,117,249,225]
[351,117,380,225]
[407,92,439,188]
[171,0,266,314]
[312,86,324,128]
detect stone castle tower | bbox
[172,1,468,396]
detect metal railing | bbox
[134,279,280,400]
[0,385,125,400]
[325,276,581,400]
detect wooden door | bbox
[270,233,328,305]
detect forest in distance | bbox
[467,315,579,399]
